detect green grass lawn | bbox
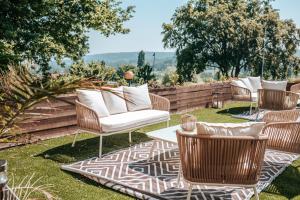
[0,102,299,200]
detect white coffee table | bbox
[146,125,196,159]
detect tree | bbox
[69,61,117,81]
[162,0,300,81]
[137,50,145,67]
[137,63,155,83]
[0,0,134,76]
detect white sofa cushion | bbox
[100,110,170,132]
[240,78,254,92]
[262,80,287,91]
[123,84,152,111]
[196,122,266,136]
[102,87,128,115]
[76,89,110,118]
[248,76,262,93]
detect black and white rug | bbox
[231,111,265,121]
[62,141,299,200]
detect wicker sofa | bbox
[73,87,170,157]
[231,77,262,114]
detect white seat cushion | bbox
[123,84,152,111]
[248,77,262,93]
[102,87,128,115]
[100,110,170,132]
[262,80,287,91]
[196,122,266,136]
[76,89,110,118]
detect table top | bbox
[146,125,196,144]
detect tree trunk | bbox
[234,67,241,77]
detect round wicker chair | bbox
[256,89,299,121]
[262,110,300,154]
[176,130,268,200]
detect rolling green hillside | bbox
[51,52,176,72]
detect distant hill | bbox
[51,51,176,72]
[84,51,176,70]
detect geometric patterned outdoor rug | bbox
[61,141,299,200]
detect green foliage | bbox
[137,50,145,67]
[0,0,134,76]
[69,61,117,82]
[137,64,156,83]
[163,0,300,81]
[162,70,179,87]
[0,65,93,138]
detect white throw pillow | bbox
[240,78,254,92]
[262,80,287,91]
[102,87,128,115]
[196,122,266,136]
[248,76,262,93]
[76,89,110,118]
[123,84,152,111]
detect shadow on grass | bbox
[262,164,300,199]
[37,131,151,163]
[217,106,250,116]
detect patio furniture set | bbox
[72,80,300,200]
[231,77,300,116]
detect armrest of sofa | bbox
[149,93,170,112]
[262,110,300,123]
[290,83,300,93]
[284,91,299,109]
[230,84,252,101]
[262,122,300,153]
[75,100,102,132]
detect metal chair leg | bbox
[167,120,170,127]
[71,132,78,147]
[255,110,260,121]
[186,184,192,200]
[253,187,259,200]
[177,164,182,187]
[99,135,103,158]
[250,102,253,115]
[129,131,132,144]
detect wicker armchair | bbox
[176,130,268,200]
[231,84,255,114]
[291,83,300,105]
[74,93,170,157]
[262,110,300,153]
[256,89,299,121]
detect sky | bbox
[87,0,300,55]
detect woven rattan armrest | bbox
[291,83,300,93]
[262,110,300,123]
[75,100,102,133]
[230,84,252,101]
[149,93,170,111]
[262,122,300,153]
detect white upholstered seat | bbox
[100,110,170,132]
